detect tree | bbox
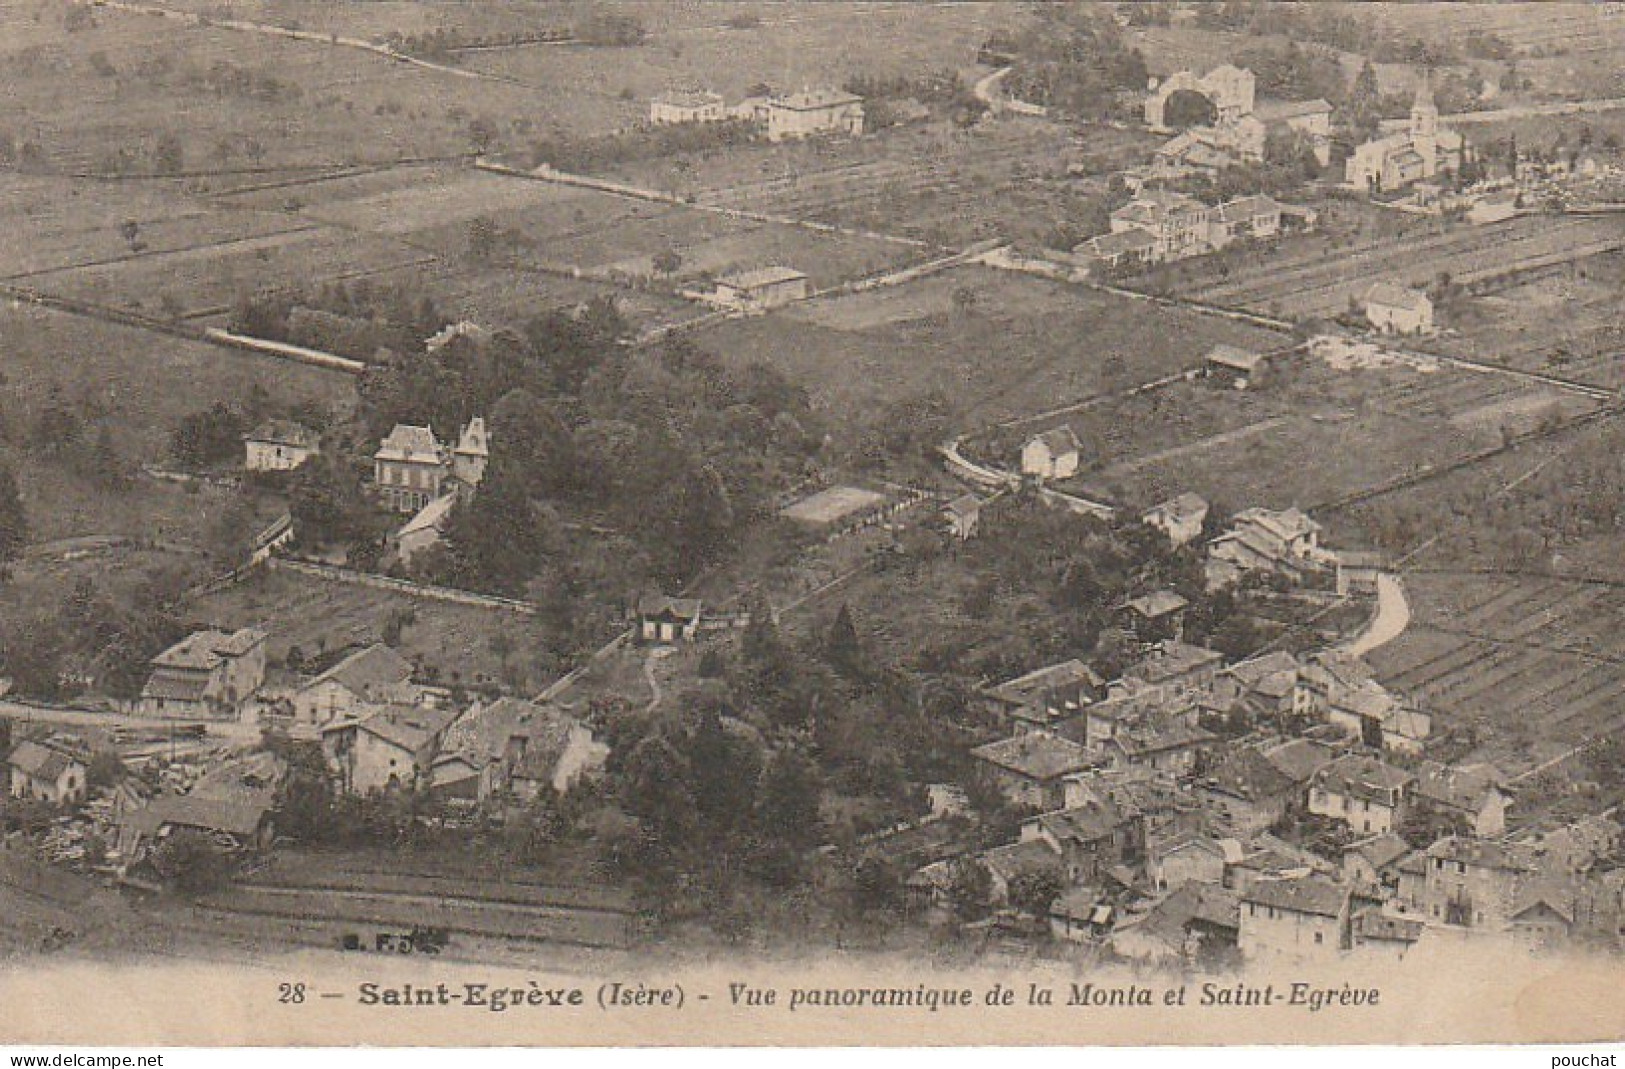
[951,285,979,316]
[153,132,184,174]
[151,829,233,896]
[170,402,245,468]
[119,218,141,247]
[825,603,864,678]
[946,857,994,921]
[1006,865,1064,918]
[0,463,25,568]
[1348,59,1382,135]
[652,248,683,277]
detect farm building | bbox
[1364,283,1434,335]
[1413,761,1512,839]
[291,643,418,734]
[1335,550,1385,596]
[7,741,87,806]
[941,493,982,541]
[432,696,607,802]
[1142,492,1209,547]
[1204,344,1269,389]
[636,594,703,644]
[649,89,727,125]
[1119,590,1189,643]
[1208,506,1326,584]
[970,731,1094,811]
[391,493,458,565]
[983,659,1104,730]
[1021,426,1081,481]
[1239,876,1349,961]
[710,266,810,310]
[118,795,275,859]
[138,627,268,721]
[764,89,864,141]
[1309,754,1415,836]
[244,420,319,473]
[780,485,887,529]
[323,702,461,796]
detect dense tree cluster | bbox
[999,7,1149,120]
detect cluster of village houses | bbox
[649,85,865,142]
[896,494,1621,962]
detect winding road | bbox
[1340,573,1412,659]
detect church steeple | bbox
[1411,69,1438,137]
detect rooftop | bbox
[307,643,414,700]
[375,424,444,465]
[1122,590,1189,620]
[8,740,80,782]
[972,731,1093,782]
[1313,753,1415,803]
[1029,425,1082,458]
[1205,344,1266,372]
[1365,282,1432,314]
[1243,875,1347,918]
[245,419,319,449]
[986,659,1101,709]
[718,266,808,290]
[772,88,862,111]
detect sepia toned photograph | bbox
[0,0,1623,1049]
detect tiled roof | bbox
[139,670,211,704]
[1037,799,1127,846]
[375,424,444,465]
[1031,425,1081,458]
[773,89,862,111]
[1243,875,1346,918]
[246,420,319,449]
[1123,590,1189,619]
[1313,753,1414,804]
[309,644,414,700]
[126,794,271,840]
[1199,744,1295,802]
[1205,344,1266,371]
[972,731,1093,782]
[987,659,1100,707]
[637,593,703,621]
[8,741,78,782]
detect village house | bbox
[1342,832,1413,892]
[1350,909,1425,961]
[1345,77,1464,193]
[1224,651,1305,722]
[649,89,727,125]
[1075,227,1159,271]
[1069,685,1196,755]
[1224,834,1334,896]
[941,493,982,542]
[982,659,1103,732]
[1124,640,1224,696]
[390,492,458,566]
[373,418,489,514]
[1141,492,1209,548]
[1208,506,1326,585]
[1262,736,1338,790]
[290,643,417,735]
[1203,344,1269,390]
[1212,195,1283,244]
[425,320,491,353]
[1020,426,1081,482]
[1109,191,1215,263]
[1049,886,1114,943]
[1105,720,1215,776]
[1364,282,1434,335]
[1119,590,1188,644]
[1335,550,1385,596]
[7,740,87,806]
[1148,831,1238,892]
[970,731,1094,811]
[1414,761,1512,838]
[764,89,864,141]
[1420,836,1534,930]
[323,702,461,796]
[978,839,1063,906]
[1309,753,1415,836]
[431,696,608,803]
[117,794,275,865]
[635,594,704,644]
[1019,796,1143,885]
[243,419,319,473]
[1238,875,1350,961]
[710,266,811,310]
[1194,743,1299,836]
[1111,880,1241,964]
[138,627,267,721]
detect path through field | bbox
[1342,574,1411,658]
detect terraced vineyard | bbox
[1188,215,1625,320]
[1366,570,1625,772]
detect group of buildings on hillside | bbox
[650,86,864,141]
[902,613,1616,962]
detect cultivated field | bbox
[1054,344,1593,516]
[1186,214,1625,321]
[189,566,579,693]
[691,268,1284,435]
[1366,569,1625,773]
